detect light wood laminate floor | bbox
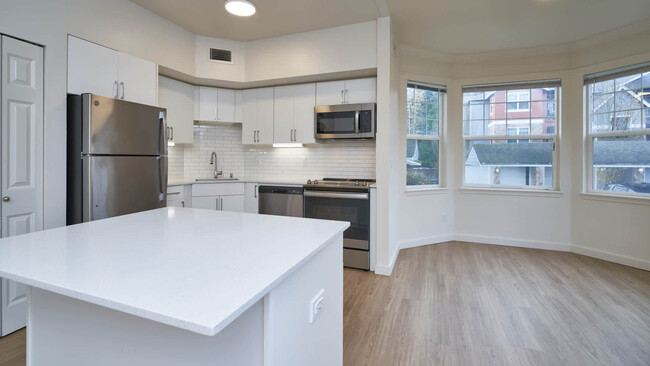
[1,241,648,365]
[344,242,650,366]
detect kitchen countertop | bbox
[0,207,349,336]
[169,178,307,186]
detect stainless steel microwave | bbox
[314,103,376,140]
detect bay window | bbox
[406,81,445,187]
[584,62,650,196]
[462,80,561,189]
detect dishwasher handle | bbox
[258,186,304,195]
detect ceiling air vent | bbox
[210,48,232,63]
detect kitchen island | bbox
[0,208,349,366]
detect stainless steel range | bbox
[303,178,375,270]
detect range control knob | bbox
[314,179,319,184]
[307,179,312,184]
[355,181,360,186]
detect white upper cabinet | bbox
[67,36,157,106]
[273,83,316,144]
[257,88,274,144]
[218,88,235,122]
[68,36,119,99]
[198,87,236,122]
[315,80,345,105]
[273,85,295,144]
[118,52,158,106]
[158,76,194,144]
[235,90,243,123]
[316,77,376,105]
[343,78,376,104]
[242,88,273,145]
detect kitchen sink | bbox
[195,178,240,182]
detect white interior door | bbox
[0,36,44,336]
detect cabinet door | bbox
[344,78,376,104]
[234,90,243,123]
[220,195,245,213]
[257,88,274,144]
[118,52,157,106]
[1,36,44,336]
[158,76,194,144]
[316,80,345,105]
[273,85,295,144]
[217,88,235,122]
[167,199,185,208]
[244,183,259,213]
[199,87,219,122]
[191,196,218,210]
[293,83,316,144]
[241,89,257,144]
[67,36,119,98]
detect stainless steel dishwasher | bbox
[258,186,304,217]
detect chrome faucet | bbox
[210,152,223,178]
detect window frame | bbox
[405,80,446,190]
[461,81,561,191]
[584,63,650,199]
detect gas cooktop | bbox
[304,178,376,190]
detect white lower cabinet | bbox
[166,185,190,208]
[245,183,259,213]
[191,183,245,213]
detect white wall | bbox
[0,0,196,229]
[374,17,401,274]
[396,29,650,271]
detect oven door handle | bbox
[304,191,369,200]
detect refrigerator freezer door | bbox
[83,94,167,156]
[85,156,167,222]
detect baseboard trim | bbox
[374,247,400,276]
[400,234,455,249]
[454,234,571,252]
[381,234,647,276]
[571,244,650,272]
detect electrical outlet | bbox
[309,289,325,323]
[441,213,447,223]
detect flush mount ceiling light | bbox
[225,0,256,16]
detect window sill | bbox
[405,186,448,196]
[459,187,563,198]
[580,192,650,206]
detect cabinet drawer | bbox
[192,183,245,197]
[167,185,185,201]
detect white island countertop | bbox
[0,208,349,336]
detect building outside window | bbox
[584,62,650,196]
[406,81,445,187]
[462,79,561,189]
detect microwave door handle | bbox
[354,110,360,133]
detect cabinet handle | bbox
[2,196,10,202]
[345,89,349,104]
[113,81,119,98]
[220,198,223,211]
[171,127,174,140]
[214,107,218,121]
[290,129,293,142]
[340,90,344,104]
[120,82,125,100]
[181,201,185,207]
[254,185,258,198]
[293,129,297,142]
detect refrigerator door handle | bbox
[159,112,167,154]
[157,156,166,202]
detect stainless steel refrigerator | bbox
[67,94,168,225]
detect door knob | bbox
[2,196,10,202]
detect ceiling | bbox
[129,0,381,42]
[130,0,650,55]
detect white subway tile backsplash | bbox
[168,125,375,182]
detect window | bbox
[462,79,560,189]
[584,62,650,196]
[406,81,445,187]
